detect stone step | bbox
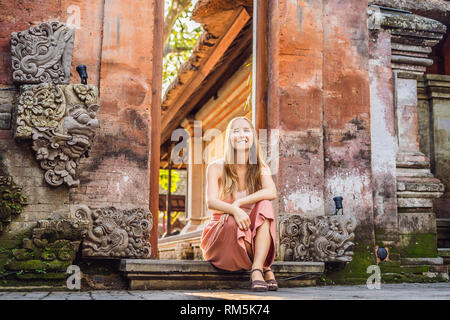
[437,219,450,248]
[438,248,450,258]
[437,219,450,227]
[120,259,325,290]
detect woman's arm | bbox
[233,165,277,207]
[205,162,239,215]
[206,162,251,231]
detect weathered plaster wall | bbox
[68,0,154,209]
[269,0,377,277]
[268,0,325,217]
[322,0,376,281]
[418,75,450,219]
[368,29,399,247]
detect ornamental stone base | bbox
[278,214,357,263]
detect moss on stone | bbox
[11,248,34,260]
[380,264,430,274]
[16,272,68,280]
[325,244,377,285]
[399,233,438,258]
[381,272,447,284]
[5,258,71,272]
[0,177,28,227]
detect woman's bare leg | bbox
[263,268,276,281]
[251,219,271,281]
[245,241,253,260]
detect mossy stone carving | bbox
[0,176,28,233]
[4,218,87,280]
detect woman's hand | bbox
[232,205,251,231]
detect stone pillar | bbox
[268,0,325,218]
[368,23,399,251]
[321,0,377,281]
[179,118,206,234]
[417,76,431,159]
[424,75,450,219]
[369,6,446,260]
[269,0,377,279]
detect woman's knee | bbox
[256,199,272,208]
[255,200,274,216]
[225,215,238,230]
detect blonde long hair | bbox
[221,116,268,198]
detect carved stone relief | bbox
[279,215,357,262]
[5,218,87,278]
[14,83,66,139]
[14,84,99,187]
[11,21,74,85]
[73,206,153,259]
[11,21,99,188]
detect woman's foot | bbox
[250,269,268,292]
[263,269,278,291]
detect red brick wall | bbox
[69,0,154,209]
[0,1,156,235]
[268,0,325,217]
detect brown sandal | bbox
[250,269,268,292]
[263,269,278,291]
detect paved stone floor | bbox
[0,282,449,300]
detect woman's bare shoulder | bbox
[260,163,272,176]
[206,158,224,175]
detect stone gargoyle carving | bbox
[279,214,357,262]
[14,84,100,187]
[73,205,153,259]
[11,21,74,85]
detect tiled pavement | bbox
[0,282,449,300]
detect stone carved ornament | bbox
[0,176,28,233]
[15,84,100,187]
[11,21,99,188]
[74,206,153,259]
[11,21,74,85]
[15,83,66,139]
[5,218,88,277]
[279,215,357,262]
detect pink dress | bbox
[200,190,277,272]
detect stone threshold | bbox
[158,230,203,245]
[120,259,325,290]
[438,248,450,257]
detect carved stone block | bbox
[279,214,357,262]
[73,206,153,259]
[14,83,100,187]
[14,83,66,139]
[11,21,74,85]
[5,218,87,277]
